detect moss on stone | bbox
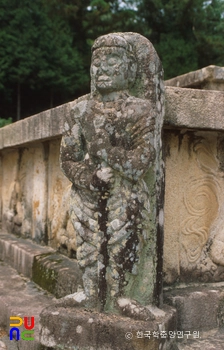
[32,253,59,297]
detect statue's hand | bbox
[91,167,114,190]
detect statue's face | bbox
[91,47,130,94]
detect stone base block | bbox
[40,303,177,350]
[164,284,224,331]
[32,253,83,298]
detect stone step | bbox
[0,231,82,298]
[164,283,224,331]
[0,232,82,349]
[0,232,53,279]
[39,300,177,350]
[0,261,54,350]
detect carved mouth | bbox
[97,76,110,82]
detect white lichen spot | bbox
[71,124,80,138]
[64,291,86,303]
[76,325,83,334]
[40,327,56,347]
[111,219,123,230]
[159,209,164,227]
[93,115,105,129]
[51,311,59,316]
[64,122,69,131]
[117,298,131,308]
[98,261,105,271]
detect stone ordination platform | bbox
[0,232,178,350]
[1,232,224,349]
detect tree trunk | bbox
[17,82,21,121]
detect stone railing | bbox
[1,67,224,286]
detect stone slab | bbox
[164,87,224,131]
[164,284,224,331]
[163,130,224,285]
[0,231,82,298]
[0,96,88,150]
[32,252,82,298]
[0,101,73,150]
[0,232,53,278]
[165,65,224,91]
[39,302,177,350]
[0,87,224,152]
[0,261,54,350]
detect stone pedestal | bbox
[40,301,176,350]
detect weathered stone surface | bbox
[0,101,76,150]
[163,130,224,284]
[164,284,224,331]
[0,232,53,278]
[164,86,224,131]
[47,139,75,255]
[0,231,82,298]
[60,32,165,311]
[39,303,177,350]
[0,139,74,252]
[0,261,54,350]
[176,329,224,350]
[165,65,224,91]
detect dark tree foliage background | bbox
[0,0,224,122]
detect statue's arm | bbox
[60,119,95,190]
[60,118,113,190]
[89,112,155,182]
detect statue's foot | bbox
[117,298,166,321]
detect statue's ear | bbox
[129,60,137,86]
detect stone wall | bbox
[1,68,224,286]
[0,101,77,255]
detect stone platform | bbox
[1,231,224,349]
[0,232,177,350]
[39,301,177,350]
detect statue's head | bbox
[91,34,137,95]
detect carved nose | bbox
[100,62,109,73]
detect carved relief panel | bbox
[164,131,224,284]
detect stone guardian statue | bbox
[60,32,164,313]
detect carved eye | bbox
[107,57,117,66]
